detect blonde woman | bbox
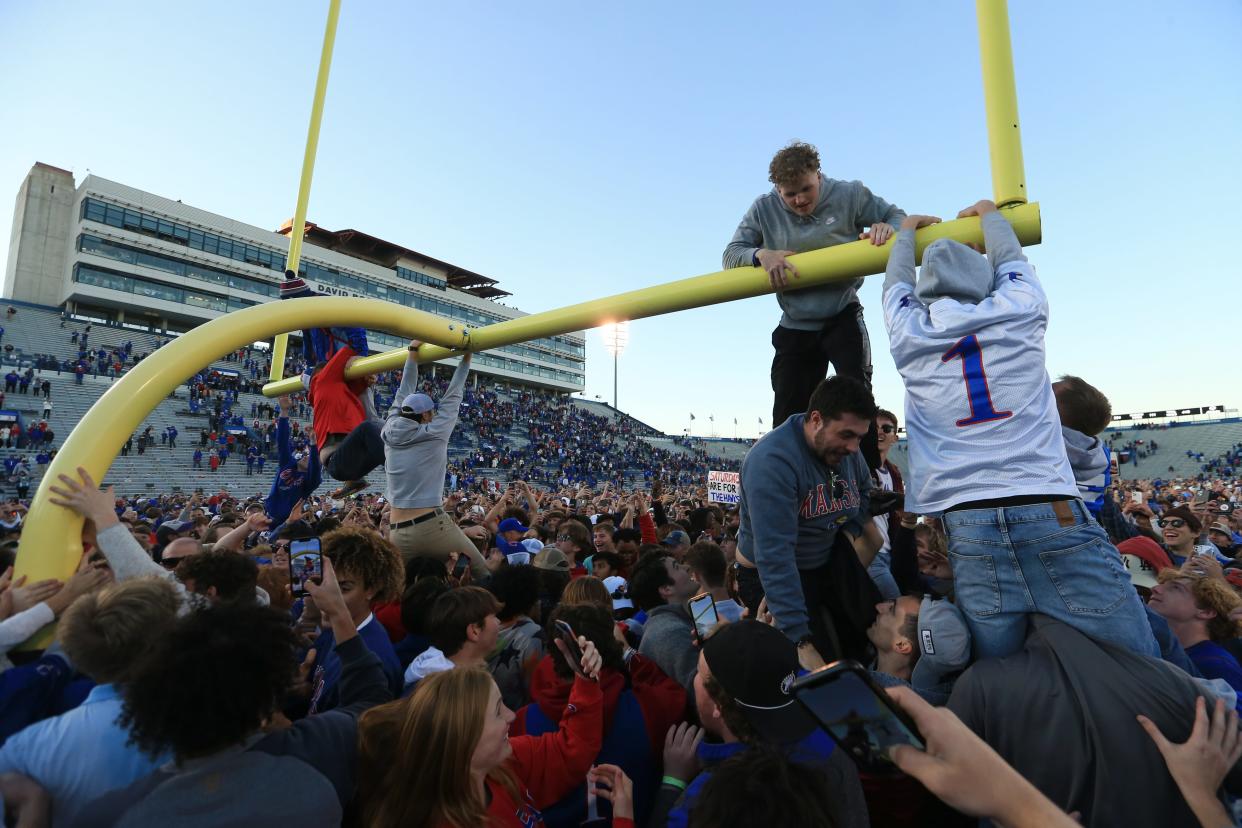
[355,640,636,827]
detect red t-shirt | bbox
[307,346,369,451]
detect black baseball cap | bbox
[702,620,817,744]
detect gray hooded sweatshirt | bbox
[381,353,470,509]
[723,175,905,330]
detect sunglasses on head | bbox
[1157,518,1187,529]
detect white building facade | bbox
[3,162,586,391]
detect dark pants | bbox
[770,305,880,470]
[323,421,384,482]
[770,303,872,427]
[734,564,765,620]
[735,532,881,664]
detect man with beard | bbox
[737,376,884,671]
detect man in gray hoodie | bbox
[381,341,486,577]
[736,375,883,671]
[723,141,906,429]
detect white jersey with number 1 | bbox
[882,254,1076,516]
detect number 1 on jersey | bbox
[941,334,1012,427]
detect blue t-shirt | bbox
[1186,640,1242,711]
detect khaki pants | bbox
[391,512,483,573]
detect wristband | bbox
[661,776,687,791]
[751,249,761,267]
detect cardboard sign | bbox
[708,470,740,505]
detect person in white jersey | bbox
[881,199,1158,660]
[381,340,486,579]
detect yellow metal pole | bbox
[261,204,1041,395]
[269,0,343,383]
[14,297,466,649]
[976,0,1027,208]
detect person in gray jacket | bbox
[723,141,905,428]
[630,551,699,693]
[737,375,883,672]
[381,341,486,577]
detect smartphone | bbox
[792,660,924,775]
[289,538,323,598]
[688,592,719,640]
[553,619,589,678]
[451,552,470,577]
[1131,491,1144,505]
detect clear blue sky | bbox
[1,1,1239,437]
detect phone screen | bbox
[688,592,719,640]
[792,661,924,774]
[289,538,323,598]
[452,552,470,577]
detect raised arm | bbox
[428,354,471,437]
[276,400,293,467]
[389,343,421,418]
[958,200,1026,270]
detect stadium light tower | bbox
[599,320,629,411]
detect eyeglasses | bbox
[1157,518,1187,529]
[879,424,897,434]
[272,541,291,550]
[556,534,572,542]
[160,557,185,570]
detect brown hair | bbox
[1157,569,1242,642]
[355,668,519,827]
[59,578,180,684]
[768,142,820,188]
[558,521,593,556]
[702,673,763,745]
[256,565,293,612]
[685,540,727,589]
[560,576,612,611]
[913,524,948,559]
[546,603,625,680]
[321,526,403,602]
[1054,375,1112,436]
[428,587,501,657]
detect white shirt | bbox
[873,465,894,554]
[883,257,1076,515]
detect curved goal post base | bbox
[13,297,468,648]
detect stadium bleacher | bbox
[0,301,750,497]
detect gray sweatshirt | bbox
[381,354,470,509]
[737,414,872,642]
[636,604,699,693]
[723,175,905,330]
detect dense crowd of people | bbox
[1,145,1242,827]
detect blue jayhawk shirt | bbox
[738,413,872,642]
[264,416,321,527]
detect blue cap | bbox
[498,517,529,534]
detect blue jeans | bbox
[943,498,1159,661]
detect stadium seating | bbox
[0,301,745,497]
